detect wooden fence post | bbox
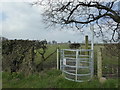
[85,35,88,55]
[97,48,102,79]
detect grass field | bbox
[2,69,118,88]
[2,43,119,88]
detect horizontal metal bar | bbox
[64,55,76,56]
[79,61,91,63]
[76,80,86,82]
[63,57,92,60]
[64,64,89,68]
[63,70,76,76]
[64,64,76,68]
[65,57,76,59]
[61,54,92,56]
[65,55,91,57]
[62,49,78,51]
[63,70,91,76]
[77,73,91,76]
[79,58,92,60]
[79,55,90,57]
[64,54,76,56]
[66,61,76,63]
[62,49,93,52]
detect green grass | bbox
[2,69,118,88]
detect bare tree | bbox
[33,0,120,42]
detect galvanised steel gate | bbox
[60,49,94,82]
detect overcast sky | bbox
[0,1,108,43]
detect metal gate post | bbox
[60,49,63,70]
[90,24,94,79]
[75,50,79,81]
[62,50,65,76]
[91,50,94,79]
[57,49,59,70]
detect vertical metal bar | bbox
[57,49,59,70]
[75,50,79,81]
[90,24,94,79]
[60,50,62,70]
[62,50,65,75]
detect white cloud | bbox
[1,2,88,42]
[2,3,41,31]
[2,3,44,38]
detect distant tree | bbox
[48,41,51,44]
[69,43,81,49]
[52,40,57,44]
[68,40,71,44]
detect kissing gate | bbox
[57,25,94,82]
[57,49,94,82]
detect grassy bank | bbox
[2,69,118,88]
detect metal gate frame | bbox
[60,49,94,82]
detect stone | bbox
[99,77,107,84]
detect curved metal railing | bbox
[60,49,94,82]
